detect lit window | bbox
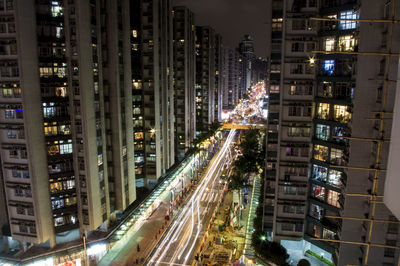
[40,67,53,77]
[44,125,57,136]
[316,103,330,120]
[309,203,323,220]
[5,109,15,119]
[323,60,335,75]
[330,148,344,165]
[322,14,337,30]
[333,104,351,123]
[339,10,359,30]
[134,132,143,140]
[2,88,12,97]
[60,143,72,154]
[320,81,333,98]
[51,1,63,17]
[132,29,137,38]
[43,107,56,118]
[313,144,329,162]
[311,184,325,201]
[312,164,327,181]
[133,107,141,115]
[269,85,280,93]
[338,35,355,51]
[288,127,310,137]
[55,27,63,38]
[328,169,342,187]
[132,80,142,89]
[324,37,335,51]
[147,154,156,162]
[59,124,71,135]
[56,87,67,97]
[97,154,103,166]
[326,190,340,208]
[316,124,330,140]
[135,155,144,164]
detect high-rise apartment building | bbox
[214,34,223,122]
[0,0,135,247]
[316,1,399,264]
[221,47,241,111]
[264,0,315,242]
[172,6,196,162]
[195,26,217,133]
[251,57,267,86]
[265,0,400,264]
[238,34,255,97]
[131,0,175,188]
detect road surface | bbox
[147,129,237,266]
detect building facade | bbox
[214,34,223,122]
[195,26,216,133]
[0,0,135,247]
[265,0,400,264]
[172,6,196,162]
[221,47,241,111]
[131,0,175,188]
[238,34,255,97]
[264,0,315,242]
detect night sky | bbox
[172,0,268,59]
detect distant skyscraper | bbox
[221,47,241,110]
[238,34,255,97]
[251,57,267,86]
[131,0,175,188]
[195,26,217,133]
[0,0,135,247]
[172,6,196,162]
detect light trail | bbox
[149,129,236,265]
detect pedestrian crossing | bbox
[200,190,220,203]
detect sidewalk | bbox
[98,185,195,266]
[98,201,170,266]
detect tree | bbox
[228,169,250,227]
[228,170,250,205]
[233,129,264,183]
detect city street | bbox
[98,165,196,265]
[147,129,237,266]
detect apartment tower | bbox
[221,47,241,111]
[0,0,135,247]
[265,0,400,264]
[195,26,217,133]
[131,0,174,188]
[172,6,196,162]
[214,34,222,122]
[264,0,315,242]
